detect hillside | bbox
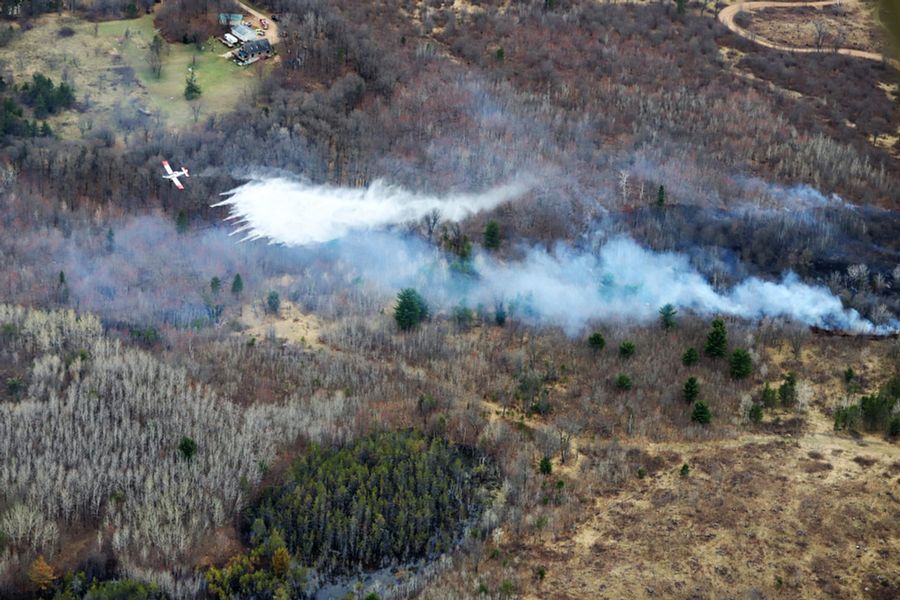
[0,0,897,599]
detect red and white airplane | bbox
[162,160,190,190]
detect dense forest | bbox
[0,0,897,598]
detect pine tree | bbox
[185,62,202,100]
[761,382,778,408]
[176,210,189,234]
[483,220,501,250]
[210,276,222,296]
[659,304,677,330]
[231,273,244,298]
[619,341,636,358]
[266,291,281,315]
[394,288,428,331]
[656,185,666,208]
[682,347,699,366]
[691,401,711,424]
[683,377,699,403]
[178,436,197,461]
[539,455,552,475]
[729,349,753,379]
[676,0,686,15]
[704,319,727,358]
[749,403,763,424]
[779,372,797,407]
[105,227,115,253]
[587,331,606,351]
[615,373,633,390]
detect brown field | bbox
[744,2,887,54]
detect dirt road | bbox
[718,1,899,68]
[236,1,280,44]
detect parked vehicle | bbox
[260,18,269,30]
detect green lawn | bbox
[0,13,261,137]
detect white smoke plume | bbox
[214,177,532,245]
[215,178,897,335]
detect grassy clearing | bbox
[0,13,261,137]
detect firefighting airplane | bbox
[162,160,190,190]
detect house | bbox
[218,13,243,26]
[231,24,257,44]
[234,39,274,66]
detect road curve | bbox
[718,1,898,68]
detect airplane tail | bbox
[183,167,190,178]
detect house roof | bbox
[231,24,256,41]
[237,39,273,57]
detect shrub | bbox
[681,346,698,366]
[683,377,699,403]
[691,401,711,424]
[587,331,606,351]
[619,341,636,358]
[679,464,690,477]
[729,349,753,379]
[6,377,23,397]
[57,27,76,38]
[394,288,428,331]
[843,367,855,383]
[615,374,633,391]
[704,319,727,358]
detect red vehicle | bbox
[260,18,269,30]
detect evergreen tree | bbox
[704,319,727,358]
[615,373,633,390]
[778,372,797,407]
[587,331,606,352]
[659,303,677,330]
[749,403,763,424]
[729,349,753,379]
[266,291,281,315]
[483,220,501,250]
[619,341,636,358]
[39,121,52,137]
[210,276,221,296]
[184,63,202,100]
[656,184,666,208]
[676,0,686,15]
[394,288,428,331]
[691,400,711,424]
[539,455,552,475]
[761,382,778,408]
[231,273,244,298]
[105,227,115,253]
[175,210,189,233]
[682,347,699,366]
[178,436,197,461]
[683,377,699,403]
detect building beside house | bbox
[231,24,257,44]
[234,39,274,66]
[218,13,243,26]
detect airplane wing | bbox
[162,160,174,175]
[171,175,184,190]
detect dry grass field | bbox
[0,13,261,138]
